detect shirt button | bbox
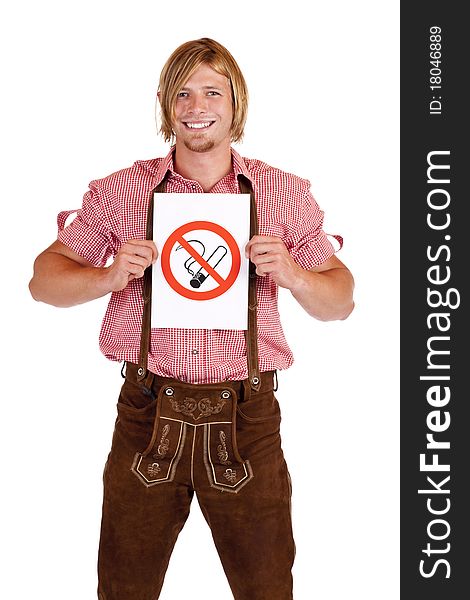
[191,349,199,356]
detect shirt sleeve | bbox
[57,180,117,267]
[286,189,338,270]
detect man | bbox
[29,38,354,600]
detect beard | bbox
[182,135,215,153]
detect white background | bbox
[1,1,399,599]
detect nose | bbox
[187,92,208,115]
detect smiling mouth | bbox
[183,121,215,130]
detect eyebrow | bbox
[179,85,224,91]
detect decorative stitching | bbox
[170,396,226,421]
[223,468,237,483]
[216,430,232,465]
[131,422,187,487]
[190,426,197,488]
[202,424,254,494]
[155,424,170,458]
[147,462,161,477]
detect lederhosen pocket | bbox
[131,381,253,493]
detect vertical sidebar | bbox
[401,3,468,599]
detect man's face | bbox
[172,63,233,153]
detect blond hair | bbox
[158,38,248,143]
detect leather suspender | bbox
[237,174,261,391]
[136,173,261,392]
[136,176,169,385]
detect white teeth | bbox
[186,122,212,129]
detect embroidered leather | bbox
[156,424,170,458]
[170,396,226,421]
[217,430,232,465]
[147,462,161,477]
[131,381,254,493]
[223,469,237,483]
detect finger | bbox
[140,240,158,262]
[125,240,158,263]
[249,243,283,259]
[118,253,149,270]
[255,265,269,277]
[125,245,153,263]
[248,235,279,245]
[252,253,278,266]
[123,262,146,279]
[121,245,156,268]
[245,235,281,257]
[244,239,255,258]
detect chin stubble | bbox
[183,138,215,153]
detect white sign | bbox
[152,193,250,329]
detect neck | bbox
[173,142,233,192]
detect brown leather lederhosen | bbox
[127,174,265,493]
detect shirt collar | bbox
[152,146,253,186]
[152,146,176,185]
[230,147,253,183]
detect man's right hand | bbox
[29,239,158,308]
[104,240,158,292]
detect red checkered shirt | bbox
[57,147,338,383]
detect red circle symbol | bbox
[161,221,241,301]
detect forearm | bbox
[289,265,355,321]
[246,235,355,321]
[29,251,111,308]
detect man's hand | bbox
[104,240,158,292]
[29,239,158,308]
[245,235,301,290]
[244,234,355,321]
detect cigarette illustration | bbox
[176,240,228,288]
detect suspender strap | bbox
[136,176,168,383]
[137,172,261,391]
[238,174,261,391]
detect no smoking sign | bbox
[161,221,241,301]
[152,192,250,330]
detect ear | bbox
[157,90,161,104]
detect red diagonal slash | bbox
[161,221,241,302]
[177,236,226,286]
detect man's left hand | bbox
[245,235,301,290]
